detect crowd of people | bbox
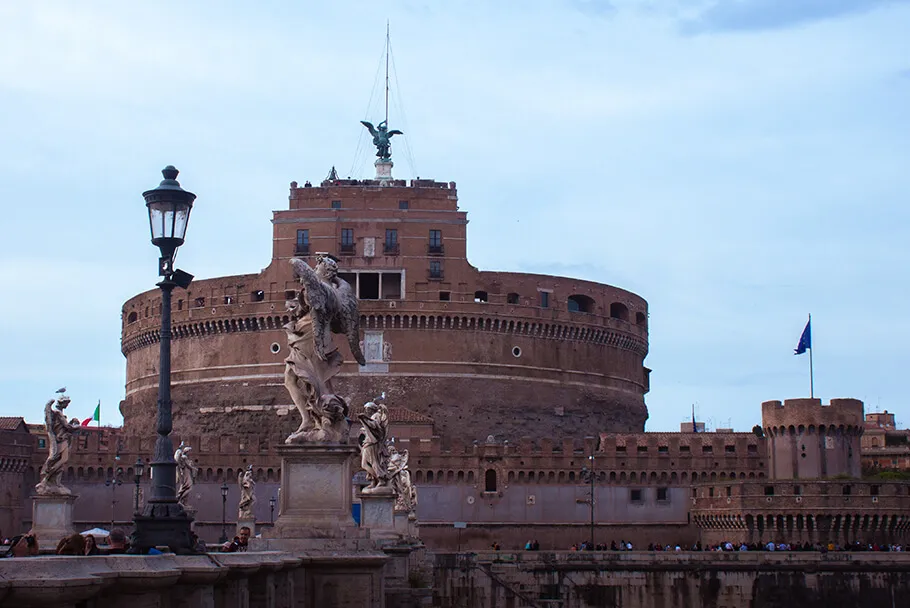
[556,539,907,553]
[1,525,251,556]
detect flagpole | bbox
[808,314,814,399]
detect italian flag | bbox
[81,402,100,427]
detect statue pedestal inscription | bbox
[374,159,393,180]
[32,494,77,544]
[359,489,398,541]
[269,443,360,538]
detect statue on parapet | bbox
[283,253,366,443]
[358,396,391,493]
[360,120,403,161]
[388,443,417,513]
[35,391,80,495]
[238,465,256,520]
[175,442,198,508]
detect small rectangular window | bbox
[747,445,758,454]
[224,295,234,305]
[296,229,309,246]
[252,290,265,302]
[725,445,736,453]
[616,446,626,453]
[630,489,642,503]
[842,485,852,496]
[331,200,341,209]
[708,487,715,497]
[764,486,775,496]
[726,486,732,497]
[691,488,697,498]
[429,261,442,279]
[38,438,46,449]
[384,229,399,254]
[540,291,549,309]
[193,297,205,308]
[439,291,450,301]
[177,299,183,310]
[680,445,690,453]
[658,446,669,454]
[399,200,409,209]
[657,487,668,502]
[871,485,880,496]
[702,445,713,453]
[429,230,442,247]
[794,485,802,496]
[341,228,354,245]
[637,446,648,453]
[285,290,296,300]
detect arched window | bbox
[507,292,520,305]
[567,294,595,313]
[127,311,138,324]
[485,469,497,492]
[610,302,629,321]
[635,312,647,327]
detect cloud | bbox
[681,0,910,34]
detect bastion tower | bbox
[120,150,651,443]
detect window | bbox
[38,438,46,449]
[658,446,669,454]
[177,299,183,310]
[709,487,715,497]
[439,291,450,301]
[680,445,690,453]
[691,488,697,498]
[702,445,713,453]
[657,487,668,502]
[296,229,309,254]
[485,469,497,492]
[193,297,205,308]
[794,485,802,496]
[540,291,550,309]
[428,229,443,254]
[252,290,265,302]
[474,291,488,303]
[429,261,443,279]
[127,311,138,324]
[842,485,852,496]
[637,446,648,453]
[725,445,736,453]
[341,228,354,254]
[871,485,880,496]
[764,486,775,496]
[616,446,626,453]
[507,292,520,304]
[567,294,595,313]
[610,302,630,321]
[747,445,758,454]
[630,489,643,503]
[399,200,409,210]
[384,229,399,254]
[726,486,732,497]
[285,290,296,300]
[331,200,341,209]
[224,295,233,305]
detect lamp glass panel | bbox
[173,207,190,241]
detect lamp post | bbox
[133,458,145,515]
[131,166,197,554]
[105,467,123,530]
[269,496,277,525]
[580,452,596,548]
[220,482,229,543]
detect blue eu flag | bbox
[794,319,811,355]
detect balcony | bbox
[383,242,400,255]
[427,244,444,256]
[294,244,310,255]
[339,242,355,256]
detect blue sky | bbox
[0,0,908,432]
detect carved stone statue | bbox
[358,400,390,493]
[238,465,256,521]
[174,442,198,508]
[388,444,417,513]
[36,394,80,495]
[360,120,403,161]
[284,254,366,443]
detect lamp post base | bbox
[130,501,194,554]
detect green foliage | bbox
[864,470,910,481]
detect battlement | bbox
[290,178,456,190]
[762,398,865,431]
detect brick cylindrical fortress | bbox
[762,398,864,480]
[120,176,651,443]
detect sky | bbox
[0,0,908,433]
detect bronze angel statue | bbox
[284,254,365,443]
[360,120,403,160]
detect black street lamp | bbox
[580,452,596,549]
[105,467,123,530]
[220,483,229,543]
[133,458,145,515]
[131,166,197,554]
[269,496,277,524]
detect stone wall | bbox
[434,551,910,608]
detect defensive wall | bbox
[119,177,651,444]
[434,551,910,608]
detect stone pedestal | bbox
[360,490,398,541]
[394,511,410,536]
[267,443,359,539]
[31,494,77,544]
[374,159,393,181]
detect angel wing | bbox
[387,130,403,137]
[289,258,328,312]
[360,120,378,137]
